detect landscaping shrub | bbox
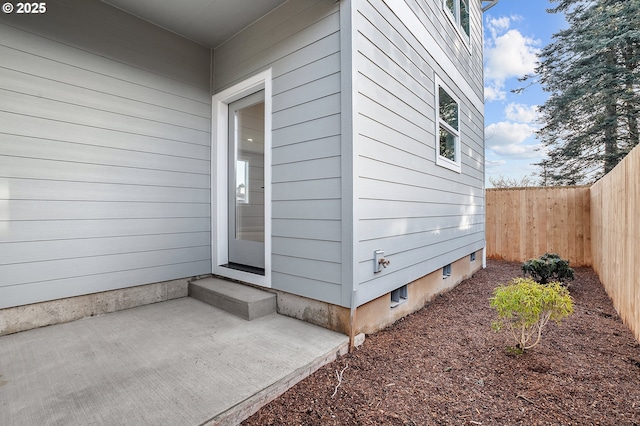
[490,277,573,352]
[522,252,575,284]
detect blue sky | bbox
[483,1,567,186]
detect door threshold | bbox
[222,262,265,276]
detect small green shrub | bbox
[521,252,575,284]
[490,277,573,351]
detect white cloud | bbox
[485,121,541,159]
[491,143,542,159]
[485,159,506,168]
[484,83,506,102]
[486,121,535,146]
[505,103,538,123]
[484,15,540,103]
[485,30,539,81]
[486,16,513,36]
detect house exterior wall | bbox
[0,0,212,309]
[1,0,485,323]
[213,0,347,306]
[351,0,485,306]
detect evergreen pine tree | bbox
[533,0,640,185]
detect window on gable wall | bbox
[435,80,461,173]
[445,0,470,42]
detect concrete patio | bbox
[0,297,349,425]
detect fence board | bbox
[486,186,591,266]
[591,144,640,342]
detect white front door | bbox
[227,90,265,272]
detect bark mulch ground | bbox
[243,260,640,425]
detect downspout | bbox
[482,0,499,12]
[339,0,359,350]
[481,0,498,268]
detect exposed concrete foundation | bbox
[275,291,351,336]
[0,278,191,336]
[271,250,484,343]
[353,250,484,335]
[1,250,483,341]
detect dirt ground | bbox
[243,260,640,425]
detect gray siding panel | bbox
[2,136,209,174]
[353,0,485,303]
[214,0,344,305]
[0,44,209,117]
[0,218,210,243]
[0,112,210,160]
[0,0,212,308]
[0,19,209,101]
[271,178,341,201]
[0,233,211,266]
[3,200,209,221]
[0,178,210,203]
[0,67,210,131]
[272,237,342,263]
[271,136,340,165]
[1,90,209,145]
[2,247,210,288]
[1,157,210,188]
[2,262,211,309]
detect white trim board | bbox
[211,69,273,287]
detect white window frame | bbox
[443,0,471,51]
[435,78,462,173]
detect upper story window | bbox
[436,80,461,173]
[444,0,470,42]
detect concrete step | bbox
[188,277,276,321]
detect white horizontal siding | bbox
[1,89,209,146]
[2,136,209,174]
[0,218,210,243]
[272,219,341,242]
[214,0,344,305]
[0,178,210,203]
[0,44,209,117]
[352,0,485,304]
[359,218,484,246]
[0,233,211,266]
[272,178,341,201]
[2,247,210,288]
[0,113,210,160]
[272,200,341,220]
[270,272,343,305]
[272,136,340,165]
[0,18,209,101]
[3,201,209,221]
[214,0,340,90]
[359,199,482,220]
[272,237,342,263]
[1,157,209,188]
[1,262,211,309]
[0,0,212,308]
[0,67,210,131]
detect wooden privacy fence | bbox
[590,146,640,342]
[486,144,640,341]
[486,186,591,266]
